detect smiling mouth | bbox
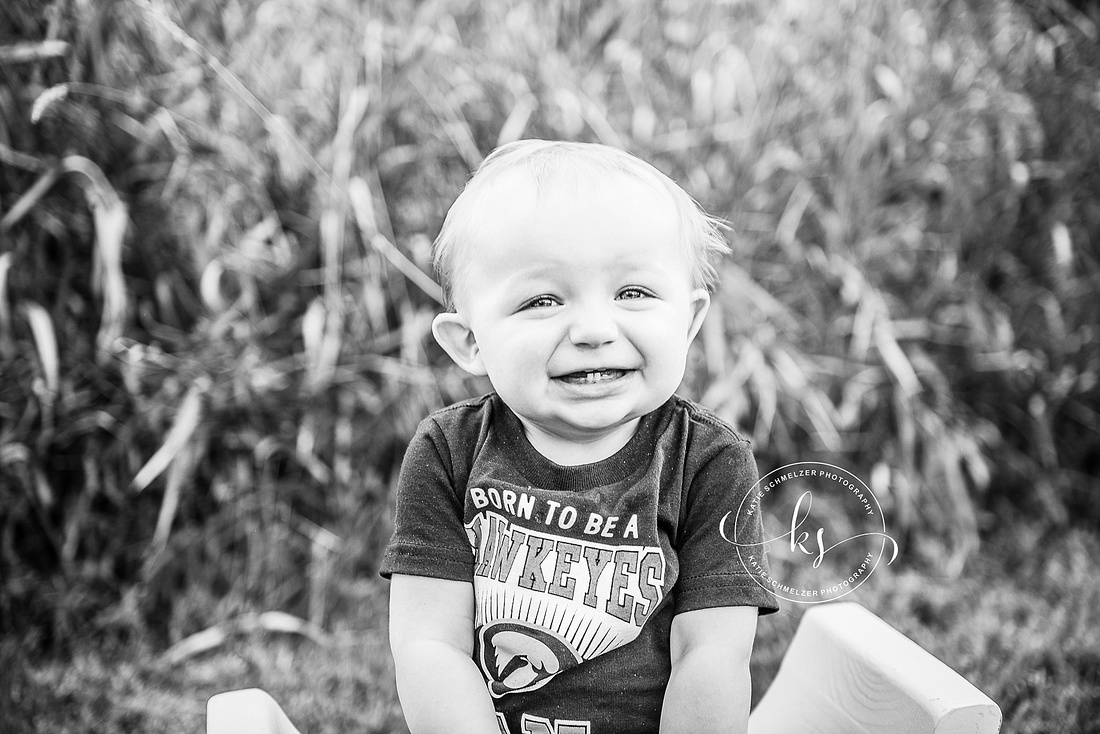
[555,369,631,385]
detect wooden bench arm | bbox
[207,688,303,734]
[749,602,1002,734]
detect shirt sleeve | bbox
[378,417,475,581]
[674,437,779,615]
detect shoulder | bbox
[409,393,507,471]
[417,393,499,437]
[666,395,751,448]
[661,395,757,487]
[400,394,503,485]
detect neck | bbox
[518,418,640,466]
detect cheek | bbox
[479,333,542,380]
[637,310,691,345]
[636,316,694,371]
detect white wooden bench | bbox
[748,602,1001,734]
[207,602,1002,734]
[207,687,303,734]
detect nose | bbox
[567,303,619,348]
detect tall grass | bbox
[1,0,1099,730]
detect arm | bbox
[389,574,500,734]
[660,606,759,734]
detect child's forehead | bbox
[476,164,677,216]
[464,172,686,272]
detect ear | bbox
[432,312,487,375]
[686,289,711,344]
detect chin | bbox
[559,408,639,436]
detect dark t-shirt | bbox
[380,393,778,734]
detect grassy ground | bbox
[6,525,1099,733]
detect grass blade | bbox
[59,156,129,358]
[0,167,61,233]
[0,253,12,355]
[131,381,206,493]
[161,611,328,666]
[30,83,69,123]
[22,301,59,397]
[875,320,922,397]
[0,40,69,65]
[348,177,444,305]
[149,441,194,560]
[496,93,538,147]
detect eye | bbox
[617,286,655,301]
[520,294,560,310]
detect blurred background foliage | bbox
[1,0,1098,731]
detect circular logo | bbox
[721,462,898,604]
[477,621,582,697]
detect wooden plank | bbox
[749,602,1001,734]
[207,689,303,734]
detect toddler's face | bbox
[434,169,710,455]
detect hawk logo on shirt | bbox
[466,510,666,697]
[478,622,582,697]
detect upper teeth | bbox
[564,369,621,382]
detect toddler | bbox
[380,140,778,734]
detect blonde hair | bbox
[432,139,730,309]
